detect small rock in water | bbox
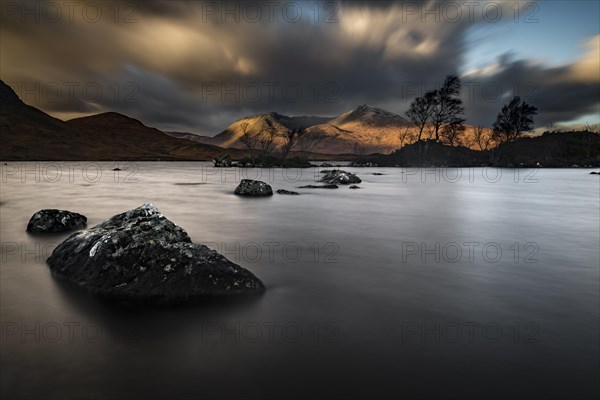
[349,185,361,189]
[277,189,299,195]
[234,179,273,196]
[590,171,599,175]
[320,170,361,185]
[46,204,265,303]
[298,184,339,189]
[112,168,122,171]
[213,154,232,167]
[372,172,385,176]
[27,209,87,233]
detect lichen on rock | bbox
[47,204,265,303]
[27,209,87,233]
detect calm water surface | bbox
[1,162,599,399]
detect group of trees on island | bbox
[406,75,466,143]
[404,74,539,149]
[223,74,596,167]
[391,80,600,166]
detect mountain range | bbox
[177,105,412,154]
[0,80,244,161]
[1,79,486,160]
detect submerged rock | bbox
[372,172,385,176]
[27,209,87,233]
[349,185,361,189]
[277,189,299,195]
[234,179,273,196]
[47,204,265,303]
[320,170,362,185]
[298,184,339,189]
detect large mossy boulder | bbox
[320,170,361,185]
[234,179,273,196]
[27,209,87,233]
[47,204,265,303]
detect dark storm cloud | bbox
[0,0,597,134]
[461,37,600,127]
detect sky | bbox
[1,0,598,135]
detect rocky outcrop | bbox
[234,179,273,196]
[27,209,87,233]
[277,189,299,195]
[349,160,379,167]
[320,170,362,185]
[46,204,265,303]
[298,184,339,189]
[213,154,233,167]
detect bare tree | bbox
[584,122,600,133]
[440,118,466,146]
[398,125,414,148]
[546,121,557,133]
[405,91,436,141]
[472,125,494,151]
[280,127,302,162]
[238,122,257,164]
[424,123,437,140]
[256,119,278,164]
[431,75,465,141]
[492,96,538,143]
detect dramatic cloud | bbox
[1,0,598,134]
[462,35,600,127]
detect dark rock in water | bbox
[298,184,339,189]
[213,154,232,167]
[27,209,87,233]
[277,189,299,195]
[320,170,361,185]
[590,171,599,175]
[46,204,265,303]
[372,172,385,175]
[234,179,273,196]
[320,170,332,174]
[320,163,333,167]
[112,168,122,171]
[349,185,361,189]
[349,160,378,167]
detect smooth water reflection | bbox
[1,162,598,399]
